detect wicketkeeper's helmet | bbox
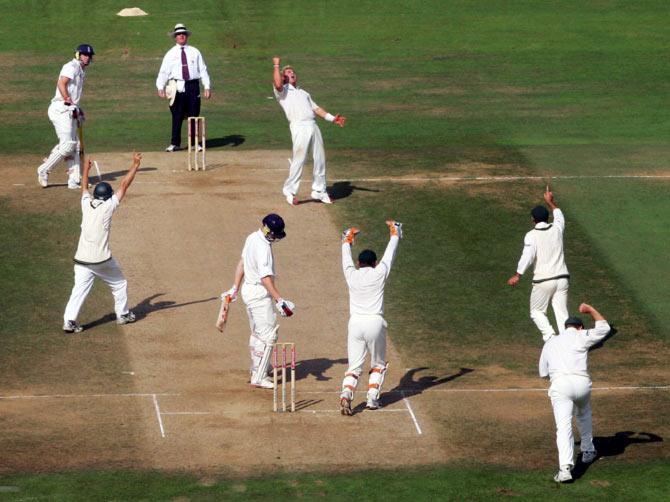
[93,182,113,201]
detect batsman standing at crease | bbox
[539,303,612,483]
[219,214,296,389]
[339,220,402,415]
[508,188,569,342]
[37,44,95,189]
[156,23,211,152]
[272,56,346,206]
[62,152,142,333]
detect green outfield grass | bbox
[1,461,669,501]
[1,0,668,496]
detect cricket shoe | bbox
[311,190,332,204]
[285,193,298,206]
[37,167,49,188]
[63,320,83,333]
[165,144,181,152]
[553,466,573,483]
[68,181,82,190]
[581,450,598,464]
[340,397,353,416]
[196,144,204,152]
[366,397,380,410]
[117,311,136,325]
[250,376,274,389]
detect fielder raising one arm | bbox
[339,220,402,415]
[217,214,295,389]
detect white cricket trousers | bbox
[283,120,326,197]
[241,282,278,376]
[63,258,129,322]
[40,101,81,184]
[341,314,387,399]
[548,375,594,468]
[530,278,569,339]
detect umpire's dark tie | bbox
[181,47,190,80]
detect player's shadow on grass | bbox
[352,367,474,414]
[83,293,218,329]
[328,181,380,202]
[295,358,349,382]
[206,135,245,148]
[571,431,663,480]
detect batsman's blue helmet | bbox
[75,44,95,59]
[93,182,113,201]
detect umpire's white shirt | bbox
[539,320,611,382]
[274,84,319,123]
[242,230,275,285]
[156,44,211,92]
[74,193,119,264]
[516,208,568,282]
[52,59,85,105]
[342,236,399,316]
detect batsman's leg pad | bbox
[251,326,278,383]
[340,371,360,400]
[367,362,388,400]
[58,140,78,157]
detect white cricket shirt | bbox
[241,230,275,285]
[52,59,86,105]
[74,193,120,264]
[516,208,569,282]
[273,84,319,123]
[342,236,399,316]
[156,44,211,92]
[539,320,611,381]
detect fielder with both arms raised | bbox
[218,214,296,389]
[339,220,402,415]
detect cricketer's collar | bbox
[534,221,552,230]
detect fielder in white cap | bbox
[339,220,402,415]
[539,303,612,483]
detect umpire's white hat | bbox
[172,23,191,37]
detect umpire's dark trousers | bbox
[170,79,201,147]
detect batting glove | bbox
[386,220,403,239]
[341,227,360,245]
[221,285,238,303]
[275,298,295,317]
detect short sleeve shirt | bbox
[74,193,120,264]
[241,230,275,284]
[52,59,85,105]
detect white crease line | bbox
[401,390,423,435]
[161,411,213,415]
[298,409,406,414]
[152,394,166,438]
[12,183,25,186]
[329,174,670,183]
[298,385,670,395]
[0,392,178,400]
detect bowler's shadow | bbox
[571,431,663,480]
[83,293,218,330]
[295,358,348,382]
[352,366,474,413]
[206,135,245,148]
[328,181,380,202]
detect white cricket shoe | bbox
[340,397,353,416]
[117,311,136,325]
[582,450,598,464]
[196,144,204,152]
[285,193,298,206]
[37,167,49,188]
[63,320,83,333]
[165,144,181,152]
[250,376,274,389]
[68,181,81,190]
[311,190,332,204]
[553,466,573,483]
[366,397,380,410]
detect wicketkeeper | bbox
[339,220,402,415]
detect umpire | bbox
[156,23,211,152]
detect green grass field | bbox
[1,0,669,498]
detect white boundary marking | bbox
[152,394,166,438]
[401,390,423,435]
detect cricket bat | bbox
[216,294,232,332]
